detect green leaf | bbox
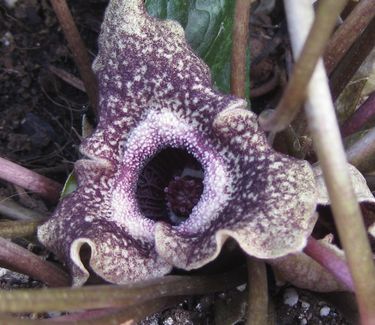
[145,0,248,96]
[61,172,77,198]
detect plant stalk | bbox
[341,92,375,137]
[0,237,70,287]
[329,16,375,101]
[325,0,375,75]
[0,297,181,325]
[231,0,253,98]
[304,237,354,291]
[50,0,98,115]
[0,157,62,202]
[246,258,268,325]
[0,267,246,313]
[0,195,44,220]
[284,1,375,324]
[259,0,349,132]
[346,126,375,173]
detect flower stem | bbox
[341,92,375,137]
[0,157,62,203]
[304,237,354,291]
[0,195,44,220]
[231,0,253,99]
[0,267,246,313]
[325,0,375,75]
[329,16,375,101]
[0,297,181,324]
[284,1,375,324]
[246,258,268,325]
[230,3,269,323]
[50,0,98,115]
[0,237,70,287]
[259,0,349,132]
[0,220,41,238]
[346,126,375,173]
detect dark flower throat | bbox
[136,148,204,225]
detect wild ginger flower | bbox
[38,0,317,286]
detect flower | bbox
[37,0,317,286]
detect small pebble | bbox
[301,301,310,310]
[163,317,174,325]
[0,267,7,277]
[300,318,308,325]
[283,288,299,307]
[236,283,247,292]
[320,306,331,317]
[4,0,18,8]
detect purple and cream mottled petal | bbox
[38,0,319,284]
[155,108,318,269]
[314,163,375,238]
[69,220,172,286]
[80,0,242,165]
[38,160,171,285]
[314,163,375,205]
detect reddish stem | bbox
[346,126,375,173]
[304,236,354,291]
[0,157,62,202]
[325,0,375,75]
[50,0,98,115]
[231,0,252,98]
[341,92,375,137]
[0,237,70,287]
[329,16,375,101]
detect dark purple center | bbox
[136,148,204,225]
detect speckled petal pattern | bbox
[155,108,317,269]
[314,163,375,205]
[38,0,318,285]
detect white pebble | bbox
[163,317,174,325]
[283,288,299,307]
[320,306,331,317]
[301,301,310,310]
[4,0,18,8]
[236,283,247,292]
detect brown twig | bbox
[48,64,86,92]
[259,0,349,132]
[0,267,246,313]
[325,0,375,75]
[346,126,375,173]
[246,258,268,325]
[0,237,70,287]
[341,92,375,137]
[284,1,375,324]
[50,0,98,115]
[0,157,62,203]
[231,0,253,98]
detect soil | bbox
[0,0,358,324]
